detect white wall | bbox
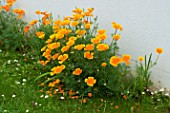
[14,0,170,88]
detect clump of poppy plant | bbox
[32,7,163,99]
[0,0,32,52]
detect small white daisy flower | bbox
[157,99,160,101]
[14,59,18,62]
[55,89,59,92]
[7,60,11,64]
[45,95,49,98]
[12,95,16,98]
[146,89,149,92]
[23,79,27,82]
[60,96,65,100]
[26,110,29,112]
[142,92,145,95]
[35,102,38,105]
[103,83,107,86]
[40,95,44,98]
[3,110,7,112]
[0,50,2,52]
[151,92,154,95]
[165,93,169,96]
[1,95,4,97]
[159,88,164,92]
[39,104,42,106]
[17,64,20,66]
[154,91,157,94]
[15,81,21,85]
[127,91,130,94]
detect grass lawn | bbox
[0,50,169,113]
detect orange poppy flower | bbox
[73,68,82,75]
[112,22,123,31]
[39,60,49,66]
[53,79,60,84]
[84,11,93,16]
[156,48,164,54]
[113,34,121,40]
[110,56,122,67]
[58,54,68,64]
[42,19,51,25]
[46,39,52,44]
[48,82,55,87]
[72,8,83,14]
[48,42,60,50]
[122,54,131,65]
[69,36,77,41]
[72,14,82,20]
[97,29,106,35]
[35,10,41,14]
[36,31,44,36]
[85,23,91,29]
[138,56,144,62]
[96,44,109,51]
[115,105,119,109]
[88,93,93,97]
[60,20,70,26]
[74,44,85,50]
[84,44,94,51]
[29,20,38,26]
[91,37,101,44]
[98,34,107,40]
[66,40,75,46]
[61,46,70,53]
[71,21,79,26]
[6,0,16,3]
[123,95,128,100]
[51,53,59,60]
[101,62,107,67]
[36,32,45,39]
[24,26,30,33]
[87,8,94,12]
[85,77,96,87]
[50,65,65,76]
[69,89,75,95]
[76,29,86,35]
[2,5,10,12]
[84,51,94,59]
